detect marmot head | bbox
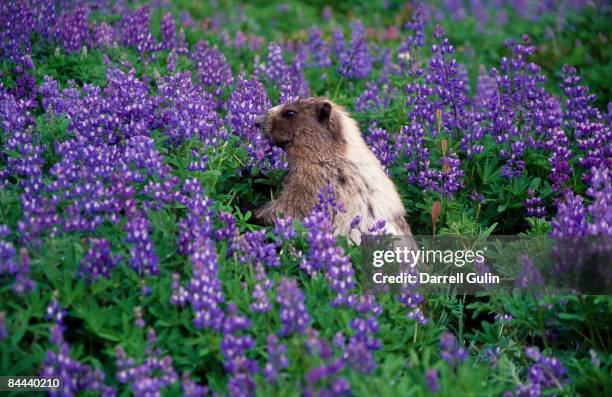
[254,97,344,156]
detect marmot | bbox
[253,97,412,242]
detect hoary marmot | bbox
[254,97,412,242]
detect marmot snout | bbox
[254,97,412,242]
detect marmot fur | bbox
[254,97,412,242]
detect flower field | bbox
[0,0,611,396]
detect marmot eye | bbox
[282,110,297,119]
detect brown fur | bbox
[254,97,412,239]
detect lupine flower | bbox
[514,254,544,289]
[221,304,257,397]
[237,230,280,267]
[561,65,612,182]
[425,368,440,393]
[485,346,502,368]
[263,334,289,383]
[550,192,588,238]
[355,81,388,113]
[43,298,116,397]
[178,179,215,255]
[116,329,178,397]
[524,189,546,218]
[473,65,497,108]
[277,277,311,336]
[337,20,373,79]
[119,6,158,53]
[545,128,572,193]
[341,295,382,374]
[12,248,35,295]
[170,273,189,306]
[226,78,285,172]
[439,332,467,365]
[585,166,612,236]
[304,342,349,397]
[307,27,331,67]
[189,237,225,330]
[181,372,208,397]
[160,12,176,49]
[54,6,90,54]
[365,123,396,172]
[273,216,296,241]
[215,211,240,254]
[124,211,159,277]
[91,22,114,48]
[158,71,225,145]
[191,40,233,98]
[514,347,568,397]
[78,238,121,282]
[134,306,145,328]
[302,186,356,305]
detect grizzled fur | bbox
[254,97,412,242]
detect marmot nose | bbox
[254,114,265,129]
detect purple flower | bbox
[91,22,114,48]
[191,40,233,98]
[236,229,280,268]
[181,372,208,397]
[160,12,176,49]
[43,298,116,397]
[514,254,544,289]
[116,329,178,397]
[273,216,296,241]
[221,304,257,396]
[53,6,90,54]
[514,347,568,397]
[170,273,189,306]
[226,78,285,172]
[189,237,224,330]
[586,166,612,235]
[263,334,289,383]
[439,332,467,365]
[134,306,145,328]
[124,211,159,277]
[119,6,158,53]
[12,248,36,295]
[365,123,396,172]
[473,65,498,108]
[276,277,311,336]
[307,27,331,67]
[302,186,355,305]
[425,368,440,393]
[485,346,502,368]
[158,71,225,145]
[178,179,215,255]
[355,81,389,113]
[551,192,589,238]
[524,189,546,218]
[79,238,121,282]
[337,20,373,79]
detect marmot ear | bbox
[316,101,332,123]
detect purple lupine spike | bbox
[170,273,189,306]
[189,237,224,330]
[221,304,257,397]
[263,334,289,383]
[191,40,233,98]
[276,277,311,336]
[439,332,468,365]
[124,211,159,277]
[79,238,121,282]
